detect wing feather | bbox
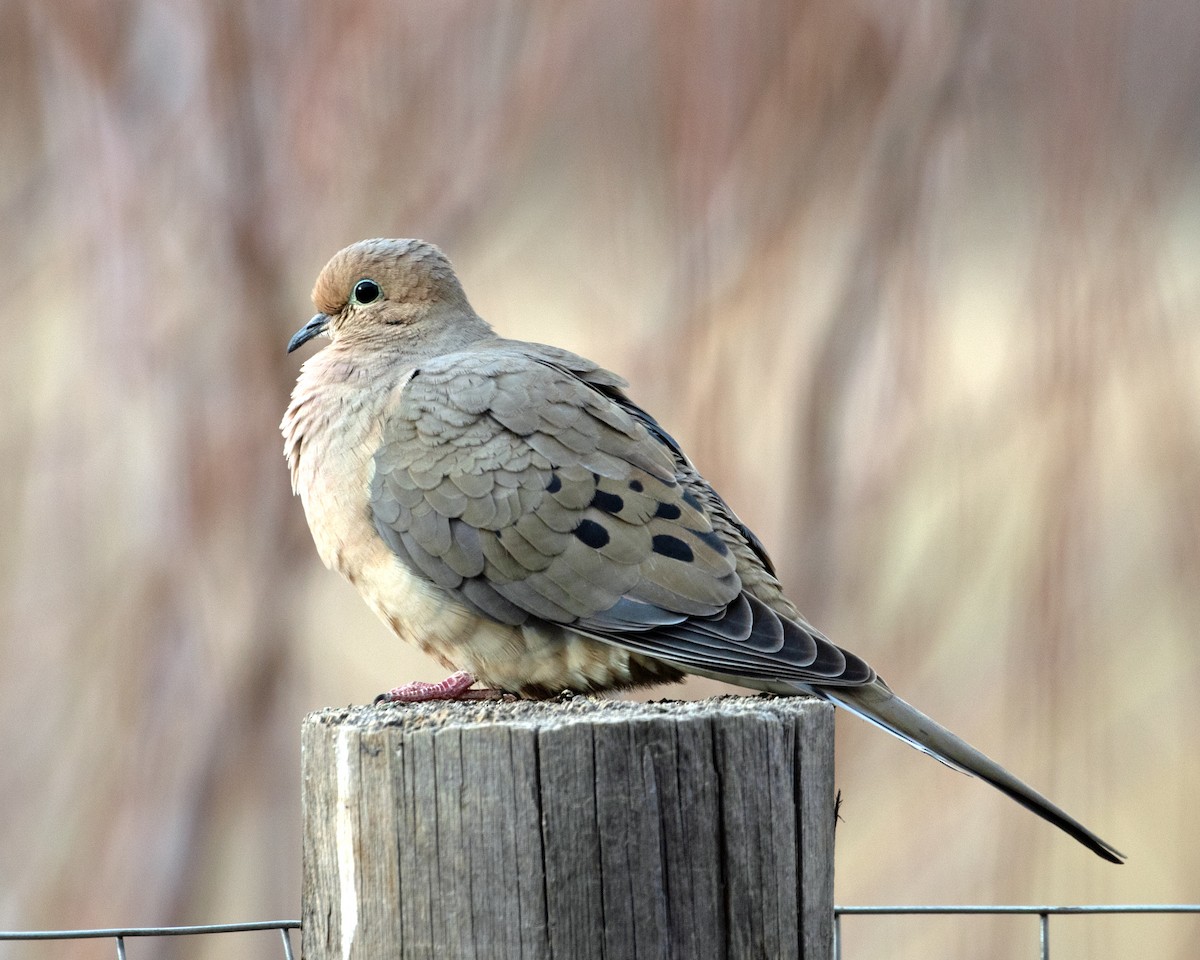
[369,342,876,688]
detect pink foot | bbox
[376,671,506,704]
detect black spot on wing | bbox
[629,479,644,492]
[651,534,694,562]
[691,527,730,556]
[591,489,625,514]
[681,489,703,512]
[546,473,562,493]
[654,501,682,520]
[574,519,610,549]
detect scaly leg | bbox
[375,671,508,704]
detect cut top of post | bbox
[306,691,829,733]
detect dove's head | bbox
[288,238,484,354]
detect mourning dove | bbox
[282,238,1123,863]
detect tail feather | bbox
[817,680,1125,864]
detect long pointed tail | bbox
[818,679,1124,863]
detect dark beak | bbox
[287,313,330,354]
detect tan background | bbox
[2,1,1198,957]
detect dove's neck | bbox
[333,304,497,362]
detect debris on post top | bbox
[301,694,835,960]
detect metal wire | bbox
[280,925,296,960]
[833,905,1200,960]
[0,920,300,957]
[3,907,1199,957]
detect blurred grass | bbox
[1,0,1199,957]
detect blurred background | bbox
[1,0,1198,957]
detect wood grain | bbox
[301,695,834,960]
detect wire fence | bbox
[0,921,299,959]
[2,906,1198,958]
[833,904,1200,960]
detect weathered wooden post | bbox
[301,695,835,960]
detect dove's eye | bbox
[352,279,381,304]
